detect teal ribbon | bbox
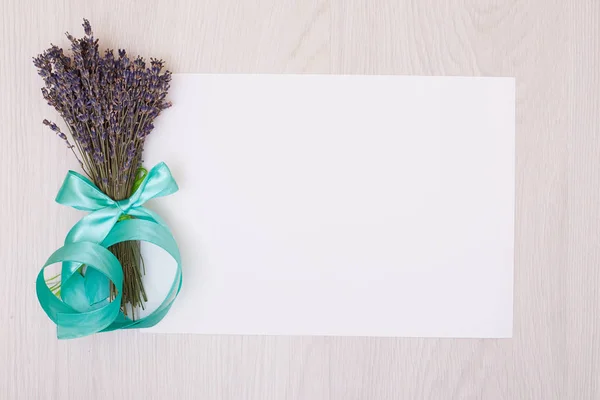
[36,162,182,339]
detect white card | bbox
[142,74,515,338]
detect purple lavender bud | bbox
[137,123,153,139]
[93,151,104,163]
[80,136,91,151]
[32,56,44,69]
[78,114,89,122]
[134,57,145,69]
[42,119,50,126]
[150,58,163,73]
[82,19,92,36]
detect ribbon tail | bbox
[60,207,122,310]
[128,206,172,231]
[99,219,182,332]
[38,242,124,339]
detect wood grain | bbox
[1,0,598,398]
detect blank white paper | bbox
[141,74,515,338]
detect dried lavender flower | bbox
[34,19,172,318]
[82,19,92,36]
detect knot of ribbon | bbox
[36,162,182,339]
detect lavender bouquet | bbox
[34,19,176,326]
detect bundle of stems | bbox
[34,19,172,318]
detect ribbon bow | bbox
[36,162,182,339]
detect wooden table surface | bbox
[1,1,598,399]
